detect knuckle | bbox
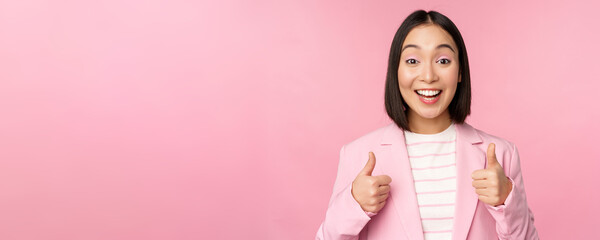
[369,189,377,196]
[367,178,377,186]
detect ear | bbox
[458,72,462,83]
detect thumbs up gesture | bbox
[352,152,392,213]
[471,143,513,206]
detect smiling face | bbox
[398,24,460,125]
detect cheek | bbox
[397,68,415,90]
[397,78,414,99]
[398,78,411,90]
[442,66,460,83]
[438,68,460,90]
[441,70,460,99]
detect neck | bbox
[407,110,452,134]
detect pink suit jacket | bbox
[316,123,538,240]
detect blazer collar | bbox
[377,122,484,240]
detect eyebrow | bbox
[401,44,456,53]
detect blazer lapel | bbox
[377,123,485,240]
[378,124,424,240]
[452,123,485,240]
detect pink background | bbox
[1,0,598,239]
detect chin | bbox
[414,109,444,119]
[420,113,442,119]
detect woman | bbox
[315,10,538,240]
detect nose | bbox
[420,62,438,83]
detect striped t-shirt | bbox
[404,123,457,240]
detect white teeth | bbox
[416,90,441,96]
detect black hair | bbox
[384,10,471,131]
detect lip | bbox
[415,89,442,104]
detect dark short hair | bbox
[384,10,471,131]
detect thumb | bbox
[486,143,499,168]
[359,152,376,176]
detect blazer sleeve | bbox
[485,144,540,240]
[315,145,372,240]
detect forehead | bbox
[402,24,457,50]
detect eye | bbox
[406,58,419,64]
[437,58,451,64]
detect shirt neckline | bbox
[404,122,456,138]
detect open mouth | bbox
[415,89,442,103]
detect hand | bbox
[351,152,392,213]
[471,143,513,206]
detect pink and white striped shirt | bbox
[404,123,457,240]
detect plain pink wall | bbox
[0,0,598,239]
